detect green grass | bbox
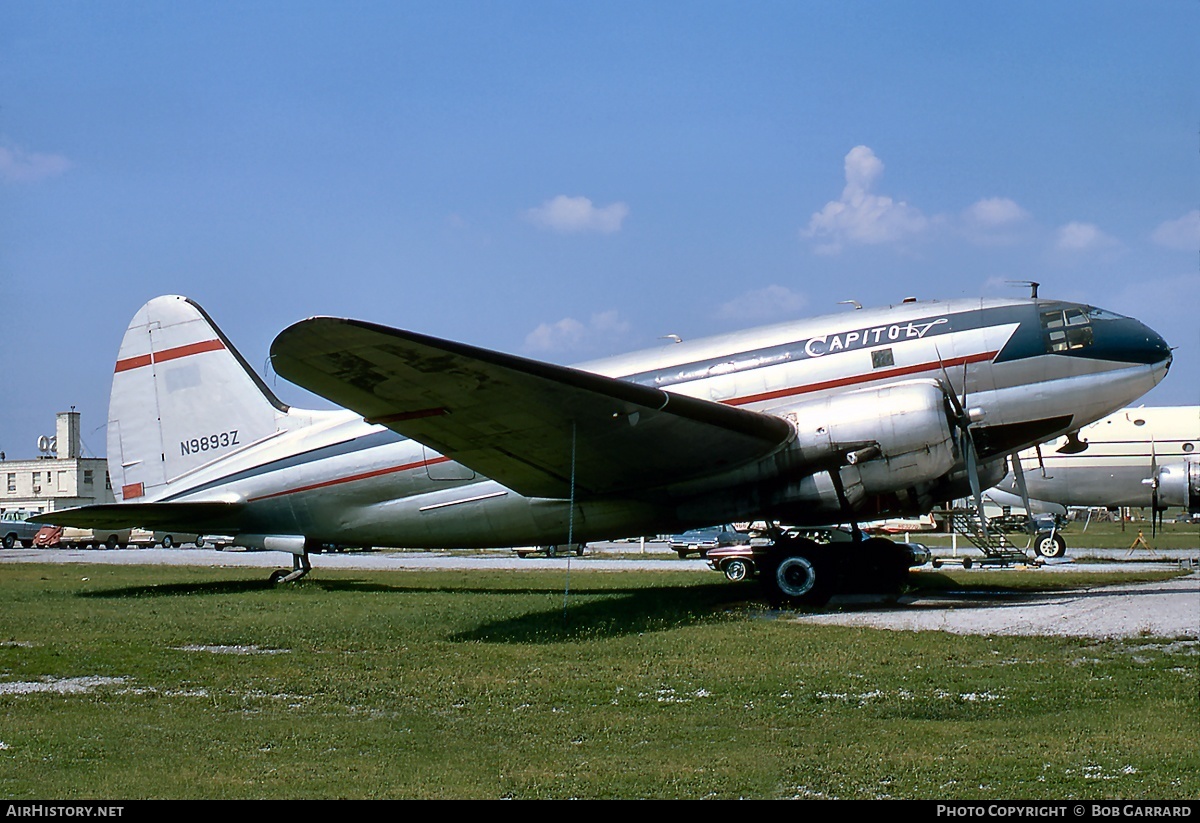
[0,564,1196,799]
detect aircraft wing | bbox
[29,502,247,533]
[270,318,793,498]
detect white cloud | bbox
[716,285,808,322]
[523,195,629,234]
[1150,210,1200,251]
[1054,221,1117,252]
[523,310,631,355]
[963,197,1030,228]
[0,143,72,182]
[960,197,1033,247]
[801,146,928,254]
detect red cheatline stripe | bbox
[247,456,451,502]
[725,351,997,407]
[115,339,226,373]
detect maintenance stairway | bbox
[932,506,1039,568]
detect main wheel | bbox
[1034,532,1067,559]
[763,544,832,607]
[855,537,912,594]
[723,558,749,582]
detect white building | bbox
[0,411,114,517]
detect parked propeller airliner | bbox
[34,292,1172,605]
[986,405,1199,556]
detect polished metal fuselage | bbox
[149,297,1172,548]
[992,406,1199,509]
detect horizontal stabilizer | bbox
[30,502,247,534]
[270,317,793,498]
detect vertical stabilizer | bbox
[108,295,290,501]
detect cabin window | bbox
[1041,307,1094,353]
[871,348,894,369]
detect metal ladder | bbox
[936,507,1036,568]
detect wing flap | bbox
[270,318,792,498]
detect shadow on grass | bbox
[448,580,766,643]
[77,575,773,641]
[77,579,283,598]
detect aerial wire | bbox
[563,419,577,623]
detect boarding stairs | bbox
[933,505,1037,568]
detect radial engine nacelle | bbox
[1156,457,1200,513]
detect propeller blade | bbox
[1150,437,1159,538]
[965,434,988,538]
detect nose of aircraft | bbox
[1091,312,1173,370]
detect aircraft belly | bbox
[334,485,663,548]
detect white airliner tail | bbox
[107,295,293,502]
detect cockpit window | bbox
[1082,306,1126,321]
[1040,307,1094,353]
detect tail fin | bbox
[108,295,290,502]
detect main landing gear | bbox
[759,535,914,608]
[268,552,312,584]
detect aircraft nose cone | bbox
[1142,323,1173,368]
[1094,317,1173,367]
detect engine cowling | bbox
[783,379,957,485]
[1157,457,1200,513]
[767,379,958,513]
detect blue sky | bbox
[2,1,1197,460]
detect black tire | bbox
[676,551,689,559]
[855,537,912,594]
[20,540,32,548]
[763,542,831,607]
[1034,532,1067,559]
[546,545,558,558]
[2,534,14,550]
[105,534,120,550]
[962,556,973,569]
[723,558,749,582]
[575,545,584,556]
[161,535,174,549]
[268,569,289,585]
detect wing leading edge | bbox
[270,318,793,498]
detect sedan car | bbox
[666,526,746,558]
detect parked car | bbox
[514,543,586,558]
[146,531,202,548]
[1,510,42,549]
[33,525,63,548]
[706,538,932,582]
[666,526,745,558]
[32,525,134,549]
[705,543,767,581]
